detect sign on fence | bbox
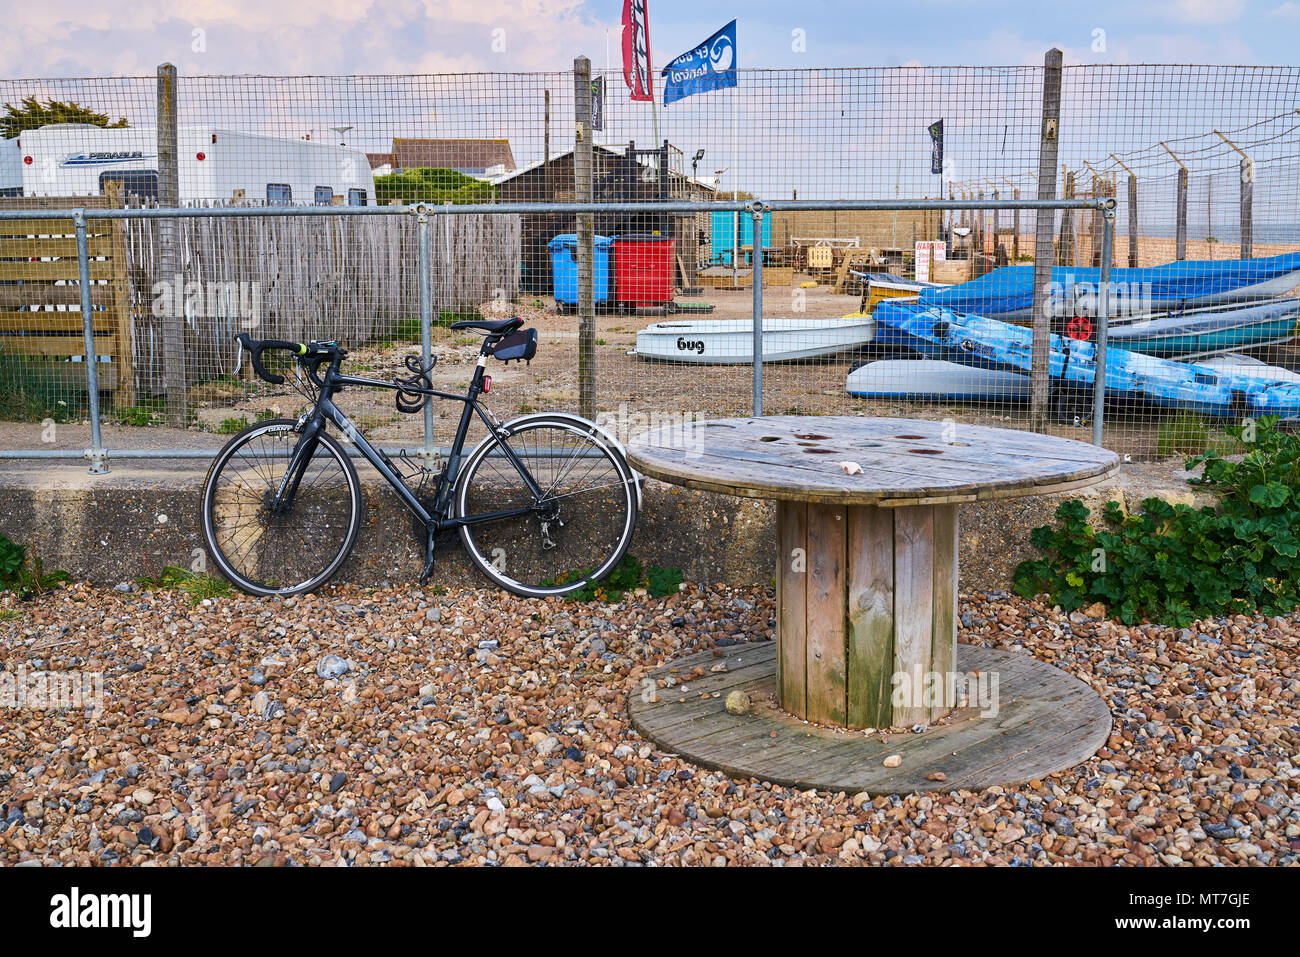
[914,240,946,283]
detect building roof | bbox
[365,152,394,170]
[392,138,516,173]
[485,145,621,185]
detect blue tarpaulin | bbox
[919,251,1300,318]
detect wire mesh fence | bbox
[0,61,1298,466]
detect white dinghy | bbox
[846,359,1029,401]
[634,315,876,364]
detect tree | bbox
[373,167,496,205]
[1,97,129,138]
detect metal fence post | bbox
[1029,48,1063,433]
[1092,204,1115,447]
[415,205,436,463]
[751,203,766,416]
[74,209,108,474]
[157,63,184,427]
[573,56,596,421]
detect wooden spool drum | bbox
[776,500,957,730]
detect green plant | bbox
[550,554,684,602]
[385,310,483,344]
[0,608,22,623]
[1014,416,1300,626]
[0,354,87,423]
[214,409,276,434]
[1156,411,1242,458]
[0,532,70,599]
[1,95,129,137]
[373,167,497,205]
[114,403,166,427]
[136,565,232,604]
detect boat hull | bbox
[1107,299,1300,357]
[847,359,1029,401]
[872,300,1300,418]
[635,316,875,364]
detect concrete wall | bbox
[0,463,1211,593]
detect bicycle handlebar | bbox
[236,333,304,385]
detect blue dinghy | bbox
[871,299,1300,418]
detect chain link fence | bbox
[1,60,1298,467]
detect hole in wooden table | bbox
[803,448,838,454]
[759,436,782,442]
[908,448,943,455]
[895,434,926,439]
[793,433,830,440]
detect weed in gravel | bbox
[0,532,70,599]
[136,565,232,604]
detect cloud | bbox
[1268,1,1300,17]
[1161,0,1248,23]
[0,0,611,77]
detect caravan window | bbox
[267,183,292,206]
[100,170,158,202]
[314,186,333,206]
[348,189,367,207]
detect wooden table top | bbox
[625,416,1120,507]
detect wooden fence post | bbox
[1029,47,1063,433]
[157,63,184,425]
[573,56,596,420]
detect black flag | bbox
[929,119,943,175]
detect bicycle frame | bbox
[273,349,546,535]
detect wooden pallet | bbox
[0,186,134,402]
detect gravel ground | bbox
[1,580,1298,867]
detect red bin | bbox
[613,234,674,308]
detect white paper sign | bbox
[914,241,947,283]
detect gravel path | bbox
[1,581,1297,866]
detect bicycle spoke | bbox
[204,423,359,596]
[458,423,635,596]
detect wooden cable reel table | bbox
[626,417,1119,794]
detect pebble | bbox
[724,691,752,715]
[0,580,1294,868]
[315,655,350,680]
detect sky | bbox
[2,0,1298,79]
[3,0,1296,232]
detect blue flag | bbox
[661,20,737,106]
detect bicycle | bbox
[200,318,640,598]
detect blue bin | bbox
[549,234,612,305]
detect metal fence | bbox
[1,56,1298,470]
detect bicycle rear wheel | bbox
[201,419,362,597]
[455,416,638,597]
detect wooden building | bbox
[491,142,711,293]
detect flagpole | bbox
[732,82,738,286]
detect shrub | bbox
[1013,416,1300,626]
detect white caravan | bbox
[1,124,375,205]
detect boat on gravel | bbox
[633,315,876,364]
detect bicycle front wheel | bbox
[455,416,638,597]
[201,419,362,597]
